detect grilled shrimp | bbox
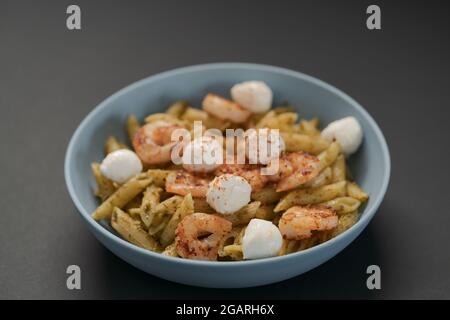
[165,170,211,198]
[279,205,338,240]
[267,151,320,192]
[214,163,269,192]
[175,212,232,260]
[202,93,251,124]
[132,120,184,165]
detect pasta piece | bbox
[92,173,152,220]
[123,194,143,211]
[274,181,347,212]
[331,154,346,182]
[139,185,163,228]
[281,132,330,155]
[166,101,188,118]
[111,207,160,251]
[160,193,195,247]
[144,113,188,127]
[147,195,184,236]
[220,201,261,226]
[255,204,277,221]
[332,211,359,237]
[221,245,243,260]
[161,242,178,257]
[321,196,361,215]
[255,111,298,132]
[91,162,116,201]
[128,207,142,218]
[302,167,332,189]
[347,182,369,202]
[126,114,140,143]
[317,141,341,171]
[273,105,295,114]
[251,184,284,204]
[279,239,299,255]
[104,136,128,155]
[297,236,319,251]
[299,118,320,136]
[181,107,231,131]
[255,110,276,129]
[193,198,216,214]
[218,227,243,259]
[146,169,172,187]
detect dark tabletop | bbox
[1,0,449,299]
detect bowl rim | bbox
[64,62,390,267]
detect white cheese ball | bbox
[321,116,363,156]
[100,149,143,184]
[231,81,273,113]
[182,136,223,173]
[244,128,285,165]
[242,219,282,260]
[206,174,251,214]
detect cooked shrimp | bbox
[202,93,251,124]
[175,212,232,260]
[279,205,338,240]
[165,170,211,197]
[132,120,184,165]
[215,163,269,192]
[267,151,320,192]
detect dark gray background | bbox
[1,0,449,299]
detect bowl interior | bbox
[66,63,389,244]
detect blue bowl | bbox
[64,63,390,288]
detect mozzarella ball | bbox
[100,149,143,184]
[206,174,251,214]
[242,219,282,260]
[231,81,273,113]
[244,128,285,165]
[321,117,363,156]
[182,136,223,173]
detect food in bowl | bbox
[90,80,368,261]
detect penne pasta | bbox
[146,169,172,188]
[104,136,128,155]
[161,242,178,257]
[332,211,359,237]
[281,132,330,155]
[111,207,160,251]
[126,114,140,143]
[317,141,341,171]
[144,113,188,127]
[139,185,163,228]
[166,101,188,118]
[347,181,369,202]
[91,162,116,201]
[193,197,216,214]
[220,201,261,226]
[160,193,195,247]
[321,196,361,215]
[251,184,284,204]
[331,154,346,182]
[299,118,320,136]
[92,173,152,220]
[255,204,277,221]
[218,227,243,259]
[221,245,243,260]
[302,167,333,189]
[275,181,347,212]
